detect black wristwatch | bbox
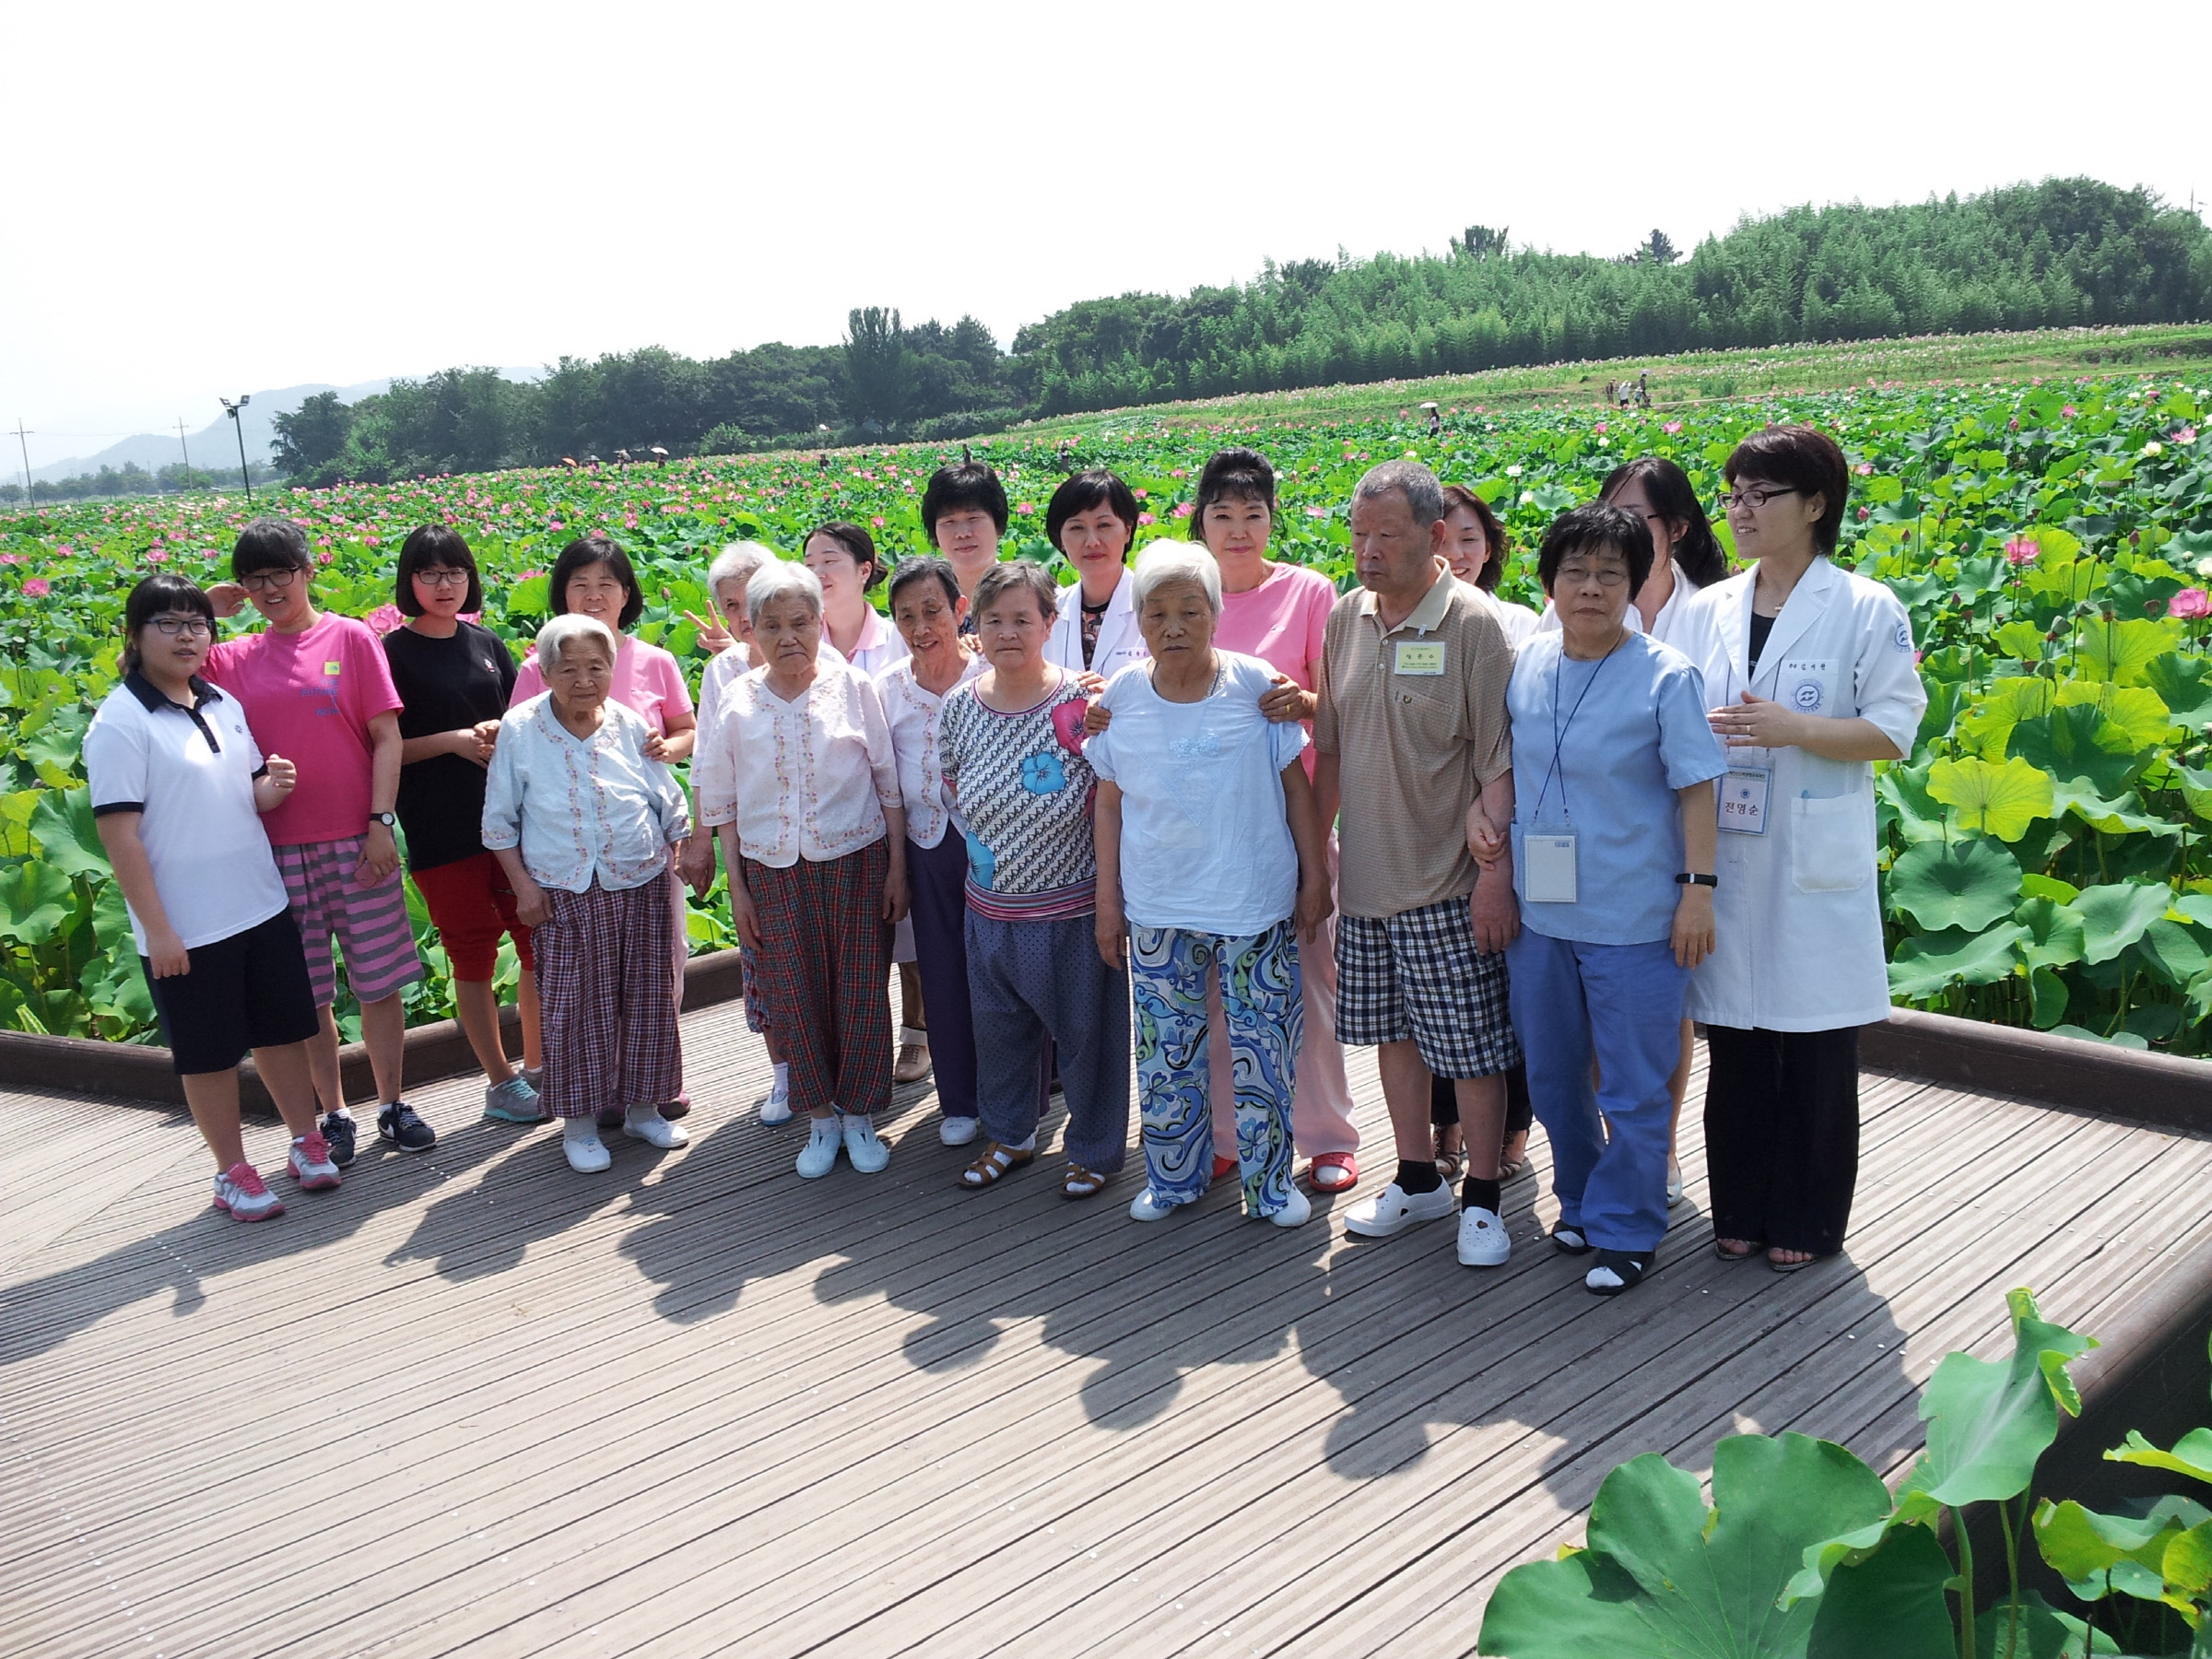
[369,811,397,829]
[1676,872,1717,888]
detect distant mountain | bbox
[30,369,542,483]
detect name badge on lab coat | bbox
[1718,766,1771,835]
[1394,641,1445,676]
[1523,830,1577,903]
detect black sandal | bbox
[1586,1249,1652,1296]
[1550,1222,1593,1256]
[1714,1238,1763,1263]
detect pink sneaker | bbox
[213,1162,285,1221]
[288,1132,343,1192]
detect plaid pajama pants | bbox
[533,877,683,1120]
[745,841,893,1118]
[1335,896,1521,1079]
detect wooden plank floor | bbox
[3,1003,2206,1659]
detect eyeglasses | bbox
[146,615,213,637]
[414,568,471,589]
[240,568,303,592]
[1555,565,1630,588]
[1718,486,1799,512]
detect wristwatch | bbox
[1675,872,1717,888]
[369,811,397,829]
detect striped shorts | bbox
[273,836,425,1008]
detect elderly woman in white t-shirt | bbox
[694,561,909,1182]
[1089,544,1334,1227]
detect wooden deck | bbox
[3,1002,2207,1659]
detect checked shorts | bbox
[1335,895,1521,1079]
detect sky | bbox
[3,0,2206,471]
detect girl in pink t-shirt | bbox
[1190,450,1361,1192]
[510,535,698,1118]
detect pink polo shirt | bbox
[511,633,693,733]
[1215,561,1335,777]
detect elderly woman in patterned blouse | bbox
[694,561,910,1182]
[483,613,693,1174]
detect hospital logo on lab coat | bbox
[1893,619,1912,652]
[1792,678,1826,712]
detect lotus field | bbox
[2,375,2209,1054]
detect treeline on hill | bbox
[253,177,2210,487]
[1,461,271,504]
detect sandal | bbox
[1586,1249,1652,1297]
[959,1142,1034,1188]
[1498,1131,1530,1182]
[1714,1237,1763,1263]
[1433,1125,1465,1183]
[1306,1151,1359,1193]
[1768,1248,1827,1274]
[1550,1222,1593,1256]
[1062,1162,1111,1200]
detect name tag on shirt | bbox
[1718,766,1771,835]
[1394,641,1445,676]
[1524,832,1578,903]
[324,662,342,676]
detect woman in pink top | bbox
[1192,449,1361,1194]
[511,534,699,1119]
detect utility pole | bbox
[175,418,194,491]
[218,394,253,502]
[10,418,30,501]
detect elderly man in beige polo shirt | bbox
[1312,460,1524,1268]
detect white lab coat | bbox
[1672,555,1924,1032]
[1045,570,1148,679]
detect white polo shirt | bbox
[83,673,291,952]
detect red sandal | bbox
[1305,1152,1359,1193]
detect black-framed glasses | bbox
[414,568,471,589]
[240,567,303,592]
[1555,564,1630,588]
[1718,486,1799,512]
[146,615,213,637]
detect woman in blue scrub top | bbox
[1477,504,1727,1295]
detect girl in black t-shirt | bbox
[382,527,546,1123]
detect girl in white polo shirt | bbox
[86,574,336,1222]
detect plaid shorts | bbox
[274,836,424,1008]
[1335,896,1521,1078]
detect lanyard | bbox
[1530,634,1622,824]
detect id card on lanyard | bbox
[1523,640,1620,902]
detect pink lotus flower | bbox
[2178,427,2200,444]
[2170,588,2211,619]
[22,577,50,597]
[0,552,17,564]
[871,515,885,527]
[367,603,406,635]
[1662,421,1682,435]
[2062,405,2077,418]
[2004,536,2040,567]
[147,549,169,563]
[1017,502,1036,514]
[1855,463,1875,476]
[1136,512,1156,526]
[1134,488,1148,500]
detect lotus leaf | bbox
[2075,882,2180,964]
[2009,705,2151,799]
[1929,758,2056,842]
[1891,837,2024,930]
[1889,924,2029,997]
[1899,1288,2095,1508]
[2014,897,2088,971]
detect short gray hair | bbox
[536,612,618,669]
[746,559,824,627]
[1354,460,1445,527]
[706,540,776,602]
[1130,542,1221,614]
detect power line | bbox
[175,418,194,488]
[10,419,30,498]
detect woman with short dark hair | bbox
[1675,424,1926,1271]
[1043,469,1148,682]
[384,525,543,1123]
[88,574,334,1220]
[921,462,1010,613]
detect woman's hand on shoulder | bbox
[1082,699,1114,736]
[641,731,669,762]
[1258,674,1314,724]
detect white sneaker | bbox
[1265,1187,1312,1229]
[563,1131,611,1173]
[622,1108,688,1149]
[1129,1188,1182,1222]
[759,1080,793,1126]
[938,1114,981,1147]
[1343,1182,1456,1238]
[841,1113,890,1173]
[1455,1205,1511,1267]
[795,1118,842,1180]
[212,1162,285,1222]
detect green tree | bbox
[270,392,357,483]
[841,307,915,433]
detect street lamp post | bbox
[219,394,253,501]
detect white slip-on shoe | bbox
[759,1080,794,1126]
[842,1113,891,1173]
[1455,1205,1511,1267]
[1128,1189,1182,1222]
[622,1108,688,1149]
[795,1118,842,1180]
[563,1131,612,1173]
[1265,1187,1312,1229]
[937,1114,981,1147]
[1666,1159,1686,1207]
[1344,1182,1457,1238]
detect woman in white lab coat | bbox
[1044,470,1150,683]
[1674,425,1924,1272]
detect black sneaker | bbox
[378,1100,436,1153]
[319,1111,359,1169]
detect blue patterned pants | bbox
[1132,920,1302,1217]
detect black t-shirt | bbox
[382,621,518,872]
[1747,610,1777,675]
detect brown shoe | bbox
[894,1027,933,1084]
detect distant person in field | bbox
[920,460,1009,628]
[1316,460,1521,1267]
[1428,483,1536,1190]
[804,520,932,1087]
[87,573,335,1221]
[693,562,909,1181]
[1088,541,1333,1228]
[1674,424,1925,1272]
[937,560,1130,1199]
[1043,469,1150,683]
[510,534,698,1122]
[382,525,545,1125]
[483,613,692,1174]
[206,517,429,1165]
